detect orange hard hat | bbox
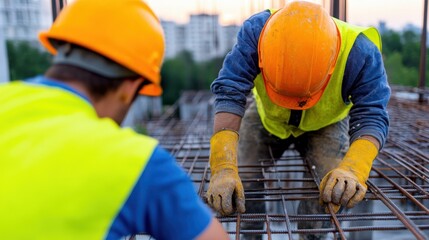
[258,1,341,110]
[39,0,165,97]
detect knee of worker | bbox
[302,122,350,174]
[306,118,350,149]
[240,101,261,131]
[297,199,331,235]
[240,219,265,240]
[238,127,272,167]
[244,196,266,214]
[239,109,265,144]
[240,169,266,214]
[298,229,329,240]
[297,198,325,215]
[305,155,342,178]
[297,200,341,237]
[241,234,264,240]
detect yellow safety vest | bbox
[253,16,382,139]
[0,82,158,239]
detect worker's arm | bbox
[196,218,229,240]
[343,34,390,149]
[358,135,380,150]
[319,34,390,212]
[106,146,228,239]
[207,11,271,216]
[213,112,242,132]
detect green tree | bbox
[6,40,52,80]
[194,56,224,89]
[160,51,225,105]
[161,51,196,105]
[384,52,419,86]
[401,30,421,68]
[381,30,402,55]
[381,27,427,87]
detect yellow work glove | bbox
[206,130,246,216]
[319,138,378,213]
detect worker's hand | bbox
[207,168,245,216]
[206,130,246,216]
[319,168,367,212]
[319,139,378,213]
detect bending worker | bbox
[0,0,228,239]
[207,1,390,238]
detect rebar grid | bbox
[138,93,429,240]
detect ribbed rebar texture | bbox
[136,90,429,240]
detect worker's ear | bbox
[118,77,145,105]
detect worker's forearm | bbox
[196,218,229,240]
[213,112,242,133]
[356,135,380,151]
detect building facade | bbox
[219,24,240,56]
[161,20,186,60]
[0,0,51,82]
[0,27,8,82]
[161,14,239,62]
[0,0,50,42]
[184,14,222,62]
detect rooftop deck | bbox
[140,89,429,240]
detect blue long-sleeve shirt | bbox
[211,10,390,148]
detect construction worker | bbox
[0,1,229,239]
[207,1,390,239]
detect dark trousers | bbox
[238,102,349,240]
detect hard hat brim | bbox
[40,31,163,97]
[139,83,162,97]
[263,73,331,110]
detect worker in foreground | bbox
[207,1,390,239]
[0,1,229,239]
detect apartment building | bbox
[161,14,239,62]
[0,0,50,42]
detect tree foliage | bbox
[160,50,224,105]
[384,52,419,86]
[6,40,52,80]
[381,26,428,87]
[381,30,402,55]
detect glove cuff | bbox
[210,129,239,175]
[338,138,378,183]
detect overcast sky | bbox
[63,0,425,30]
[144,0,425,30]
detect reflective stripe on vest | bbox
[0,82,158,239]
[253,14,382,139]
